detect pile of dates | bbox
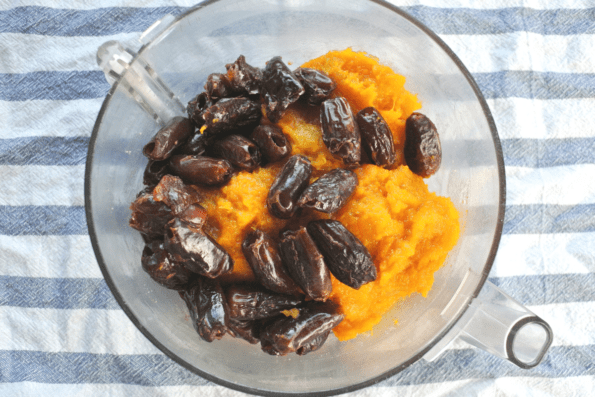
[129,54,441,356]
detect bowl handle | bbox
[424,280,553,369]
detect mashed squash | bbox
[197,49,460,340]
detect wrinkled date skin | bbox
[307,220,376,289]
[175,132,209,157]
[294,68,336,106]
[143,160,169,187]
[320,97,362,165]
[187,92,214,126]
[166,218,233,278]
[278,227,332,301]
[169,155,233,186]
[129,190,173,240]
[267,155,312,219]
[225,284,302,321]
[250,124,292,164]
[205,73,233,99]
[225,55,263,96]
[141,240,192,290]
[242,230,302,296]
[260,301,344,356]
[152,174,201,215]
[212,134,261,171]
[143,116,194,161]
[261,56,305,123]
[227,319,260,344]
[181,277,229,342]
[404,112,442,178]
[297,169,358,213]
[356,107,396,168]
[197,97,261,137]
[178,203,208,229]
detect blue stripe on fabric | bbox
[0,276,118,310]
[502,138,595,168]
[0,137,89,166]
[504,204,595,235]
[0,345,590,385]
[0,274,590,310]
[0,206,87,236]
[3,70,594,101]
[1,6,594,36]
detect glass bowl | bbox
[85,0,539,395]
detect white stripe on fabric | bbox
[0,98,102,138]
[0,235,101,278]
[492,233,595,278]
[0,306,161,354]
[0,166,84,206]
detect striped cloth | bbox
[1,0,594,395]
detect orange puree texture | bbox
[197,49,460,340]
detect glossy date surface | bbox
[225,55,262,96]
[250,124,292,163]
[404,112,441,178]
[143,160,169,187]
[169,154,233,186]
[320,97,361,165]
[197,97,261,137]
[225,285,302,321]
[129,190,173,240]
[294,68,336,106]
[141,240,191,290]
[181,277,229,342]
[205,73,233,99]
[267,155,312,219]
[152,174,201,215]
[261,56,304,123]
[356,107,396,168]
[212,134,261,171]
[142,116,194,161]
[297,168,357,213]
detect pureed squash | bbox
[196,49,460,341]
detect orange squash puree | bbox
[197,49,459,340]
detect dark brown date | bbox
[197,97,262,137]
[307,220,376,289]
[227,319,260,344]
[141,240,191,290]
[212,134,261,171]
[320,97,361,165]
[178,203,208,229]
[242,230,302,296]
[261,56,305,123]
[297,169,358,213]
[152,174,201,215]
[205,73,233,99]
[278,227,331,301]
[187,92,214,126]
[143,160,169,187]
[250,124,292,163]
[175,132,209,156]
[267,155,312,219]
[225,285,302,321]
[294,68,336,106]
[260,301,343,356]
[181,277,229,342]
[225,55,263,96]
[356,107,396,168]
[404,112,441,178]
[166,218,233,278]
[169,155,233,186]
[143,116,194,161]
[129,190,173,240]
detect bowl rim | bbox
[85,0,506,395]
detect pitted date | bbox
[404,112,441,177]
[356,107,396,168]
[307,220,376,289]
[129,190,173,239]
[143,116,194,161]
[242,230,302,296]
[320,97,361,165]
[187,92,214,126]
[181,277,229,342]
[169,155,233,186]
[267,155,312,219]
[278,227,331,301]
[294,68,336,106]
[228,319,260,344]
[212,134,261,171]
[152,174,201,215]
[143,160,169,187]
[226,285,302,321]
[197,97,261,137]
[297,169,358,213]
[205,73,233,99]
[225,55,262,96]
[141,240,191,290]
[250,125,292,163]
[261,56,305,123]
[166,218,233,278]
[260,301,343,356]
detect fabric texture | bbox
[1,0,594,395]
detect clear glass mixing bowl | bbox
[86,0,552,395]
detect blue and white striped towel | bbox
[1,0,594,395]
